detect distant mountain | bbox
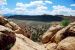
[7,15,64,22]
[3,14,15,17]
[62,16,75,22]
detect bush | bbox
[31,29,44,42]
[31,33,38,42]
[31,24,50,42]
[60,19,70,27]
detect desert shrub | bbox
[60,19,70,27]
[31,33,38,42]
[31,24,50,42]
[31,28,44,42]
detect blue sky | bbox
[0,0,75,16]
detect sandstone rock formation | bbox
[0,16,29,37]
[54,24,72,43]
[0,25,16,50]
[57,37,75,50]
[42,25,63,43]
[41,21,75,50]
[10,34,47,50]
[46,43,57,50]
[0,25,47,50]
[0,16,47,50]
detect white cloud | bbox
[70,4,75,6]
[50,5,75,16]
[16,3,25,8]
[0,8,11,14]
[25,1,45,7]
[45,1,52,4]
[0,0,53,15]
[11,1,49,15]
[27,5,48,15]
[0,0,7,6]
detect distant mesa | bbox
[7,15,63,22]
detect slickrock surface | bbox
[57,37,75,50]
[42,25,63,43]
[46,43,57,50]
[11,34,47,50]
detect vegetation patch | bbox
[60,19,70,27]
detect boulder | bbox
[11,34,47,50]
[42,25,63,43]
[0,16,27,37]
[0,25,16,50]
[46,43,57,50]
[54,25,72,43]
[57,37,75,50]
[5,21,28,37]
[68,25,75,34]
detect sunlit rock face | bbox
[57,37,75,50]
[10,34,47,50]
[42,25,63,43]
